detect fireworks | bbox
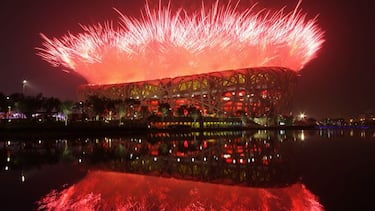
[37,0,324,85]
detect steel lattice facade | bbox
[78,67,297,118]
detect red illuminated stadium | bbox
[37,1,324,121]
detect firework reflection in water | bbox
[37,171,323,210]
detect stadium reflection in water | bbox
[2,130,325,210]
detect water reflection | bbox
[38,171,322,210]
[317,128,375,139]
[0,129,347,210]
[93,131,295,187]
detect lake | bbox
[1,129,375,210]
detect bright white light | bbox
[300,130,305,141]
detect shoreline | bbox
[0,121,372,139]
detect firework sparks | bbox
[37,0,324,85]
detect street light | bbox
[299,112,306,120]
[22,80,27,95]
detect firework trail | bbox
[37,0,324,85]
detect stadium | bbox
[77,67,297,119]
[37,1,324,126]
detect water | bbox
[1,129,375,210]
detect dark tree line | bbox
[0,92,202,122]
[0,92,68,118]
[84,95,144,120]
[0,92,146,121]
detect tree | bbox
[60,100,74,126]
[176,105,188,117]
[0,92,7,112]
[159,103,171,121]
[8,93,24,114]
[116,100,126,126]
[188,106,201,121]
[85,95,106,120]
[140,105,151,119]
[16,93,44,118]
[124,98,141,119]
[43,97,61,113]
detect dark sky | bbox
[0,0,374,119]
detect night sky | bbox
[0,0,373,119]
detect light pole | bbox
[22,80,27,95]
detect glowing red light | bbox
[37,171,324,210]
[37,1,324,85]
[183,140,189,148]
[203,141,208,149]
